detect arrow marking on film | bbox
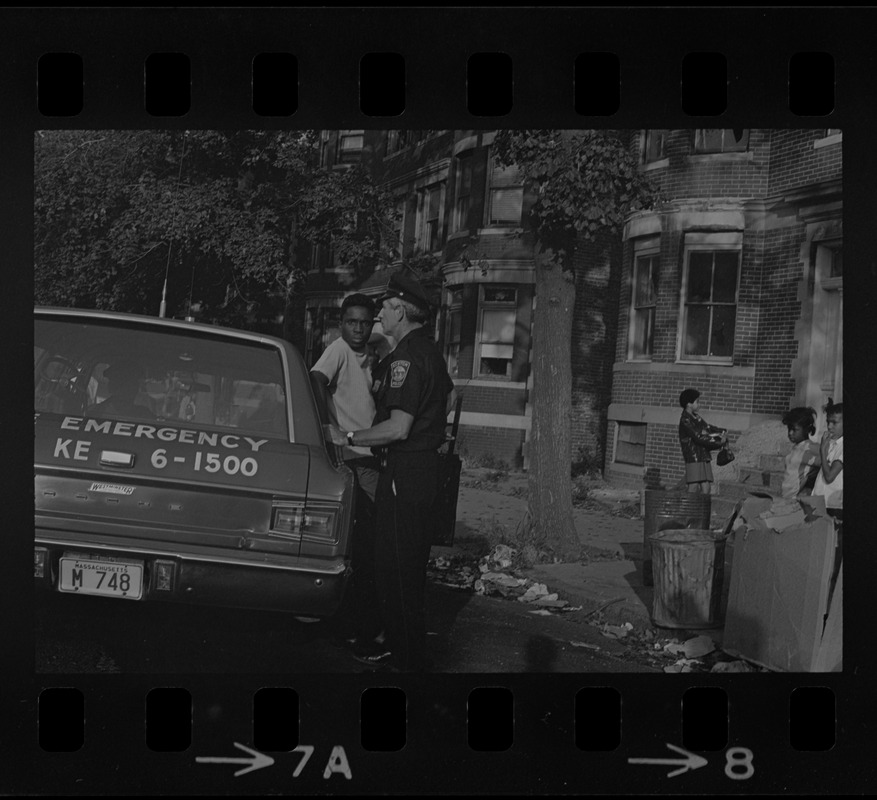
[196,742,275,777]
[628,743,708,778]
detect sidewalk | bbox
[439,474,732,639]
[441,483,652,627]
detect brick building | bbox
[302,129,617,470]
[300,129,842,479]
[606,128,842,488]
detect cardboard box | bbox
[722,497,841,672]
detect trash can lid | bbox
[648,528,727,544]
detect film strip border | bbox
[36,50,835,120]
[4,7,865,129]
[4,5,875,796]
[22,677,848,793]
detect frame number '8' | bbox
[725,747,754,780]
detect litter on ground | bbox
[664,635,716,659]
[711,660,757,673]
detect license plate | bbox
[59,556,144,600]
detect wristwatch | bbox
[346,430,355,446]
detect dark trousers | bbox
[337,457,382,641]
[374,450,439,671]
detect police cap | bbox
[376,271,431,310]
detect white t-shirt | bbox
[311,337,376,458]
[813,436,843,510]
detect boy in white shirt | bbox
[311,294,382,647]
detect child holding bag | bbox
[678,388,727,493]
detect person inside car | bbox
[88,361,155,420]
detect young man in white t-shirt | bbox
[311,294,383,647]
[312,294,378,464]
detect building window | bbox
[642,130,668,163]
[320,130,331,168]
[476,285,517,379]
[829,245,843,278]
[454,154,473,232]
[311,242,335,273]
[444,287,463,378]
[693,129,749,154]
[615,422,647,466]
[386,130,434,155]
[680,248,740,361]
[336,130,364,164]
[629,250,659,359]
[388,196,406,260]
[416,184,444,253]
[487,153,523,225]
[386,130,405,155]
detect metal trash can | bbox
[649,529,727,629]
[642,490,712,586]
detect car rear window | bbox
[35,318,290,438]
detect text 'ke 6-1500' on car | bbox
[34,307,355,615]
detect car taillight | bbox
[34,547,49,579]
[301,505,340,539]
[271,504,304,538]
[271,502,341,543]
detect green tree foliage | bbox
[34,130,398,333]
[493,130,663,250]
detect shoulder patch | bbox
[390,360,411,388]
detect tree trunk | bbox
[526,244,580,559]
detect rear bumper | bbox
[34,533,350,616]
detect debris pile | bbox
[426,554,477,590]
[475,546,574,610]
[428,545,581,612]
[427,547,767,673]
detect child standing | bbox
[813,398,843,521]
[678,388,727,493]
[780,407,821,498]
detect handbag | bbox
[716,442,735,466]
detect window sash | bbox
[680,249,740,360]
[337,130,364,163]
[694,129,749,154]
[479,307,516,344]
[418,184,443,252]
[630,253,658,359]
[476,289,517,379]
[489,187,523,225]
[643,130,667,163]
[480,343,513,360]
[455,156,473,231]
[615,422,647,466]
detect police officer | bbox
[328,271,454,671]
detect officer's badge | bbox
[390,360,410,388]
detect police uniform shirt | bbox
[372,326,453,452]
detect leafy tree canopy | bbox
[493,130,664,257]
[34,130,398,330]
